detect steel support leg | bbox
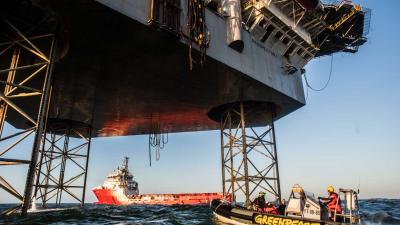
[0,16,57,215]
[20,33,56,216]
[239,103,251,206]
[220,120,226,198]
[220,102,281,207]
[81,127,92,206]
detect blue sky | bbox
[1,0,399,204]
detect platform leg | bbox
[34,122,92,208]
[220,102,281,207]
[0,16,57,216]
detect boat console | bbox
[286,184,329,221]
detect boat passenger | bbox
[277,198,286,215]
[251,192,279,214]
[252,191,266,210]
[318,185,342,220]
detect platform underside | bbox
[0,0,304,137]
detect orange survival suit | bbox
[320,192,342,220]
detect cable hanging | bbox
[304,54,334,92]
[148,123,169,166]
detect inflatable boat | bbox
[211,186,361,225]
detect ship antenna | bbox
[123,157,129,170]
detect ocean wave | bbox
[360,199,400,225]
[0,204,215,225]
[0,199,399,225]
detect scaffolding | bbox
[219,102,281,207]
[34,119,92,207]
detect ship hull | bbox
[92,187,225,205]
[92,188,124,205]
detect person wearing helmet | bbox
[252,192,266,211]
[251,191,280,214]
[319,186,342,220]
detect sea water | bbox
[0,199,399,225]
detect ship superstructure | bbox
[101,157,139,196]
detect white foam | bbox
[30,198,37,212]
[27,206,77,213]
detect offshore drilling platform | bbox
[0,0,369,216]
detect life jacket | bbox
[262,205,279,214]
[327,192,342,214]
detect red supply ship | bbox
[92,157,225,205]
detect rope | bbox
[305,76,309,101]
[148,124,169,166]
[304,54,334,92]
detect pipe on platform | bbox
[222,0,244,52]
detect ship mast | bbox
[123,157,129,171]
